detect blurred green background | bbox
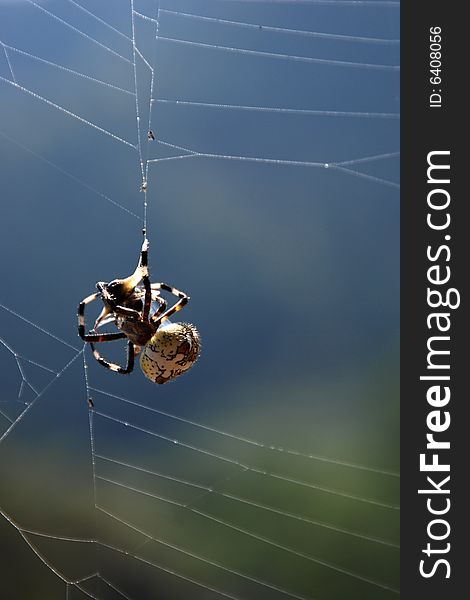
[0,1,399,598]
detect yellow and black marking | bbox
[140,322,200,384]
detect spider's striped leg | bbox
[142,275,152,321]
[78,293,126,342]
[139,236,150,273]
[78,292,100,339]
[82,330,127,342]
[142,264,152,323]
[150,285,168,321]
[137,236,153,320]
[150,283,189,326]
[89,340,135,374]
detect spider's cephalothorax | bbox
[78,238,200,384]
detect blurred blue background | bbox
[0,1,399,599]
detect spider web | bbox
[0,1,399,599]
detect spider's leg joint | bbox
[96,281,108,294]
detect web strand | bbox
[95,453,398,548]
[130,0,145,184]
[99,539,246,600]
[2,42,135,96]
[65,0,132,43]
[93,407,399,510]
[1,42,16,82]
[97,486,398,595]
[155,98,399,119]
[0,131,142,221]
[129,0,159,237]
[143,2,160,185]
[1,508,98,600]
[98,504,314,600]
[149,143,399,189]
[156,36,399,71]
[0,337,40,399]
[0,348,83,444]
[91,387,398,477]
[0,407,14,423]
[95,575,134,600]
[156,8,400,45]
[26,0,132,65]
[0,76,137,149]
[330,164,399,188]
[0,304,80,351]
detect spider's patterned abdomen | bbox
[140,323,200,384]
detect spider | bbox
[77,236,200,384]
